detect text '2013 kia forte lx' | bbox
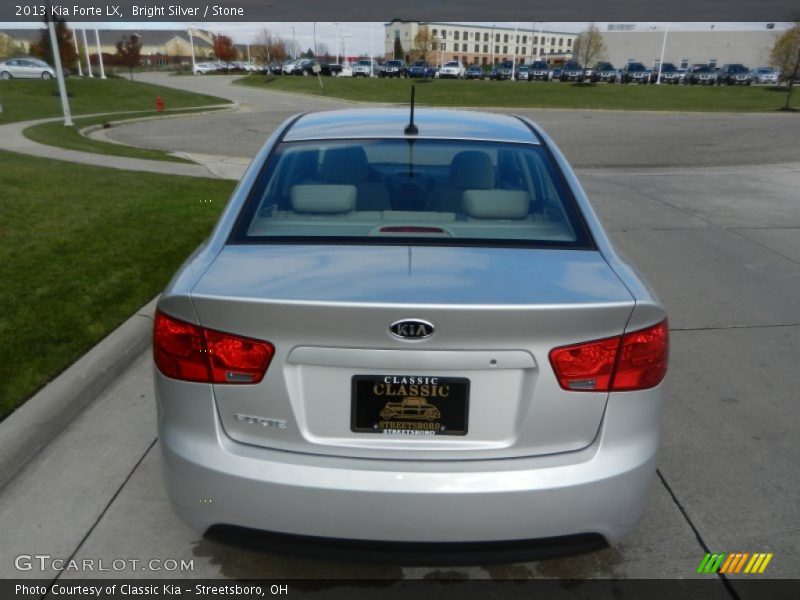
[153,107,668,551]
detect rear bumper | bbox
[157,373,662,544]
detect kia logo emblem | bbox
[390,319,434,340]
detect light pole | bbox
[334,22,340,64]
[94,29,106,79]
[341,33,351,67]
[491,25,495,65]
[81,29,92,77]
[511,23,518,79]
[71,29,82,76]
[47,14,72,125]
[189,25,196,72]
[313,22,317,59]
[291,26,296,59]
[370,22,374,76]
[656,22,670,84]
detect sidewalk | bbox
[0,113,245,180]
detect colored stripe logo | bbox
[697,552,773,574]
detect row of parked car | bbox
[263,58,785,86]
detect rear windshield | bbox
[230,139,592,249]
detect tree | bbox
[213,34,238,71]
[30,15,77,71]
[393,37,404,60]
[412,26,437,63]
[769,23,800,110]
[254,28,288,64]
[304,47,315,58]
[0,33,26,58]
[571,23,606,75]
[115,34,142,81]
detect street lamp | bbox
[189,24,196,73]
[94,29,106,79]
[656,22,670,84]
[291,26,296,60]
[491,24,495,65]
[334,22,339,64]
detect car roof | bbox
[284,108,540,144]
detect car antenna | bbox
[404,85,418,135]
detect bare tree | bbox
[254,28,288,64]
[0,33,26,58]
[412,26,437,63]
[769,22,800,110]
[571,23,606,75]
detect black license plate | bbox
[351,375,469,437]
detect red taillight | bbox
[153,311,274,384]
[549,320,668,392]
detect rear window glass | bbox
[230,139,593,249]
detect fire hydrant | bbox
[155,96,164,112]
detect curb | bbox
[0,297,158,494]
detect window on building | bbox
[559,38,563,46]
[462,43,467,51]
[454,31,460,40]
[503,46,507,54]
[550,37,555,45]
[441,42,447,51]
[495,33,500,42]
[503,34,508,43]
[522,35,527,44]
[432,29,437,36]
[549,48,554,54]
[463,31,468,40]
[484,33,489,41]
[533,36,538,44]
[521,47,526,55]
[483,44,488,53]
[395,30,400,40]
[495,45,499,54]
[441,30,447,39]
[482,57,487,65]
[567,38,572,47]
[475,44,480,53]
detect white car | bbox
[751,67,779,84]
[352,60,374,77]
[193,62,221,75]
[438,61,465,79]
[282,61,299,75]
[336,65,353,77]
[0,58,55,79]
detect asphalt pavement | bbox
[1,73,798,589]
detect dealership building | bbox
[600,28,780,70]
[385,21,780,70]
[384,21,577,65]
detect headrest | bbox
[463,190,530,220]
[319,146,369,183]
[450,151,495,190]
[290,185,357,214]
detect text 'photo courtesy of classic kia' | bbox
[153,105,668,551]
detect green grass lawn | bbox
[237,75,800,112]
[0,77,228,125]
[23,107,229,163]
[0,150,235,420]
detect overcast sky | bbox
[0,22,790,55]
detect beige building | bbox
[600,29,780,69]
[385,21,576,66]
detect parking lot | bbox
[1,74,798,590]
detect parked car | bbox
[267,63,284,76]
[352,59,374,77]
[154,107,669,549]
[716,64,752,85]
[379,60,408,78]
[751,67,779,84]
[685,64,718,85]
[293,59,322,76]
[590,62,617,83]
[464,65,485,80]
[528,61,551,81]
[655,63,680,84]
[334,64,353,77]
[491,60,515,80]
[282,60,299,75]
[516,65,530,81]
[676,68,687,83]
[193,61,222,75]
[620,62,650,84]
[407,61,435,79]
[438,60,465,79]
[560,61,585,82]
[550,67,563,81]
[0,57,55,79]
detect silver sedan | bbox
[0,58,55,79]
[153,108,668,552]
